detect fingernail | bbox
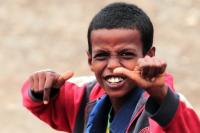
[150,77,156,82]
[43,101,48,104]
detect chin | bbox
[106,90,131,99]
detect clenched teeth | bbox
[107,77,124,83]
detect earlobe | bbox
[147,46,156,57]
[87,51,94,72]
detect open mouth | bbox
[104,75,127,88]
[105,76,125,83]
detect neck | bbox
[109,93,132,115]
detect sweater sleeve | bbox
[145,88,200,133]
[21,79,86,132]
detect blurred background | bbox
[0,0,199,132]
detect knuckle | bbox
[33,72,39,80]
[46,72,56,78]
[44,87,49,92]
[29,75,33,82]
[38,71,45,78]
[45,73,55,82]
[35,69,56,78]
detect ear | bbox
[146,46,156,57]
[87,51,94,72]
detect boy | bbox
[22,2,200,133]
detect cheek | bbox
[120,59,138,70]
[91,60,107,73]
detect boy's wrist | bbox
[145,87,179,126]
[146,84,168,104]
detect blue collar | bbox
[109,88,143,133]
[86,88,143,133]
[86,95,111,133]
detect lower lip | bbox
[104,79,126,89]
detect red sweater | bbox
[22,74,200,133]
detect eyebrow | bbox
[118,48,137,53]
[92,47,138,53]
[93,49,109,53]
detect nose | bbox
[107,56,121,70]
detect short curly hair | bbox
[87,2,154,55]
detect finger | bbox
[151,58,166,76]
[133,65,141,74]
[147,57,159,78]
[141,56,162,79]
[43,88,51,104]
[33,73,39,92]
[113,67,138,81]
[160,60,167,74]
[138,56,154,78]
[43,75,54,104]
[29,75,34,91]
[56,71,74,87]
[153,58,162,76]
[38,72,46,92]
[114,67,166,90]
[114,67,150,87]
[141,57,154,78]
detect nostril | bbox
[107,58,121,70]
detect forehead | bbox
[90,28,143,51]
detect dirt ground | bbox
[0,0,199,132]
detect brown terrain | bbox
[0,0,199,132]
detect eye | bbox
[93,52,109,60]
[119,52,135,59]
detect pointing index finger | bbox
[43,87,50,104]
[43,75,54,104]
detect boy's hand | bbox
[114,56,167,103]
[29,70,74,104]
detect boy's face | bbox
[88,29,152,98]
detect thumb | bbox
[113,67,143,83]
[56,71,74,87]
[113,67,138,80]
